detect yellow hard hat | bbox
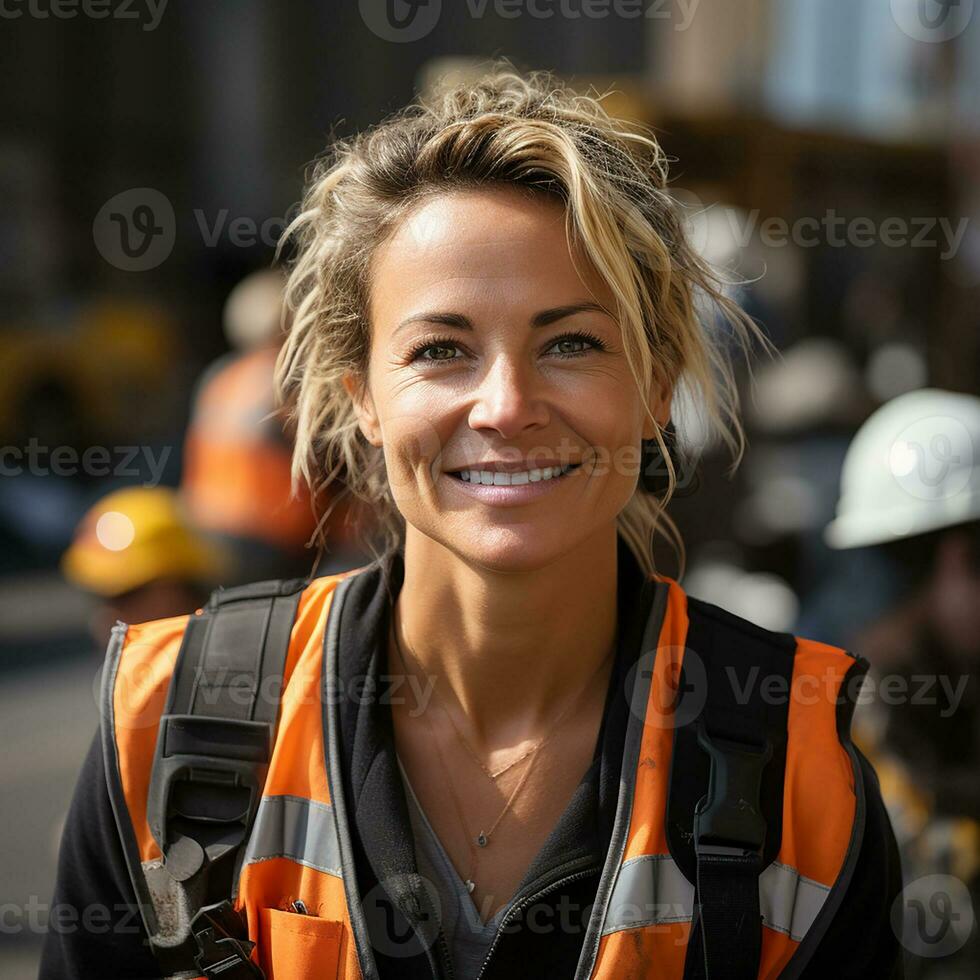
[62,486,227,597]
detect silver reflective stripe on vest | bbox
[602,854,694,934]
[758,861,830,941]
[602,854,831,942]
[242,794,342,877]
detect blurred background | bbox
[2,1,978,976]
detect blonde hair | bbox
[276,60,764,578]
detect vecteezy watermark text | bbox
[358,0,700,43]
[747,212,969,260]
[195,209,287,250]
[102,657,439,731]
[0,0,168,31]
[0,897,144,935]
[725,664,971,718]
[0,440,171,486]
[463,0,699,27]
[628,647,973,730]
[674,192,972,261]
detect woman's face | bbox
[346,186,670,572]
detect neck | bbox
[391,527,621,749]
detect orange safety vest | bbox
[100,565,868,980]
[181,347,317,551]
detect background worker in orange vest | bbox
[180,268,371,585]
[41,64,903,980]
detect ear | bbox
[642,380,673,441]
[342,371,383,448]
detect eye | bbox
[407,337,463,363]
[546,331,608,358]
[406,329,608,366]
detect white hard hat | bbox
[825,388,980,550]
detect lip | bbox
[443,463,582,506]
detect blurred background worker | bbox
[179,268,318,583]
[180,268,370,584]
[825,388,980,977]
[61,485,228,650]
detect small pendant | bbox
[476,832,488,847]
[465,879,476,893]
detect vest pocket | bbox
[259,906,343,980]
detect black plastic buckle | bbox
[191,900,264,979]
[147,715,272,872]
[693,719,772,858]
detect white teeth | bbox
[456,464,575,485]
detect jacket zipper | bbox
[402,886,456,980]
[434,925,455,980]
[473,860,601,980]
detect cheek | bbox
[382,416,442,485]
[573,399,646,489]
[373,389,456,498]
[579,396,644,453]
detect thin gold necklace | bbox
[389,608,613,892]
[402,637,543,782]
[446,709,541,782]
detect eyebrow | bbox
[393,301,612,336]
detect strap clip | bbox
[147,715,272,879]
[191,900,264,979]
[693,718,772,858]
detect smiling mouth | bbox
[447,462,581,486]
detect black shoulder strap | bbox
[145,577,307,979]
[666,596,796,980]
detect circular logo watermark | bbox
[362,875,443,958]
[626,645,707,730]
[93,636,174,731]
[668,188,710,259]
[93,188,175,272]
[359,0,442,42]
[888,414,974,503]
[892,873,975,958]
[890,0,974,43]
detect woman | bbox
[41,65,903,980]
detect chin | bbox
[442,521,581,575]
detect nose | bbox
[466,352,550,438]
